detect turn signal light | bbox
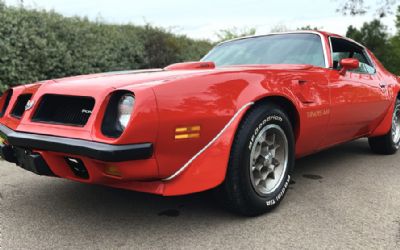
[104,166,122,177]
[175,125,201,140]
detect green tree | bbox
[346,15,400,75]
[337,0,397,17]
[389,6,400,74]
[215,27,256,42]
[345,19,400,74]
[297,25,321,31]
[270,24,289,33]
[0,1,212,90]
[396,5,400,32]
[346,20,389,59]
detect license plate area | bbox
[14,147,55,176]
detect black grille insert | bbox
[32,94,95,126]
[11,94,32,119]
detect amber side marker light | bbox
[175,125,201,139]
[104,166,122,177]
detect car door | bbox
[322,37,391,146]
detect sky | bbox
[4,0,398,41]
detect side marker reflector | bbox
[175,126,201,140]
[104,166,122,177]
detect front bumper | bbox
[0,145,56,176]
[0,124,153,162]
[0,124,162,194]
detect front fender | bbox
[162,102,253,195]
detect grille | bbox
[32,94,95,126]
[11,94,32,118]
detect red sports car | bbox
[0,31,399,216]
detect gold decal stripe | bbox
[307,109,330,118]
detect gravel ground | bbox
[0,138,399,249]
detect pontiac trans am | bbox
[0,31,399,216]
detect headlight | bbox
[101,91,135,138]
[117,94,135,129]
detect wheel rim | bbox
[392,101,400,147]
[249,124,289,196]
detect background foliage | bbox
[346,6,400,75]
[0,1,212,91]
[336,0,397,17]
[216,6,400,76]
[1,1,400,92]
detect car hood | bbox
[45,69,208,89]
[29,63,315,93]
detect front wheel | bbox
[368,98,400,155]
[216,103,295,216]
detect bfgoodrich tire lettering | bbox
[216,103,295,216]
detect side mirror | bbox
[339,58,359,75]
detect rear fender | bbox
[370,100,395,137]
[370,82,400,137]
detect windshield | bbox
[202,33,325,67]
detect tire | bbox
[368,98,400,155]
[216,103,295,216]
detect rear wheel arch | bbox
[368,97,400,155]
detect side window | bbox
[352,51,376,74]
[330,37,375,74]
[332,52,350,68]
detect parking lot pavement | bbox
[0,138,400,249]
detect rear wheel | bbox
[216,103,295,216]
[368,98,400,155]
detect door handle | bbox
[292,79,307,85]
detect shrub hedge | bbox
[0,2,213,91]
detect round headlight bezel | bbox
[101,91,135,138]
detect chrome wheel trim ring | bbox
[249,124,289,196]
[392,101,400,148]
